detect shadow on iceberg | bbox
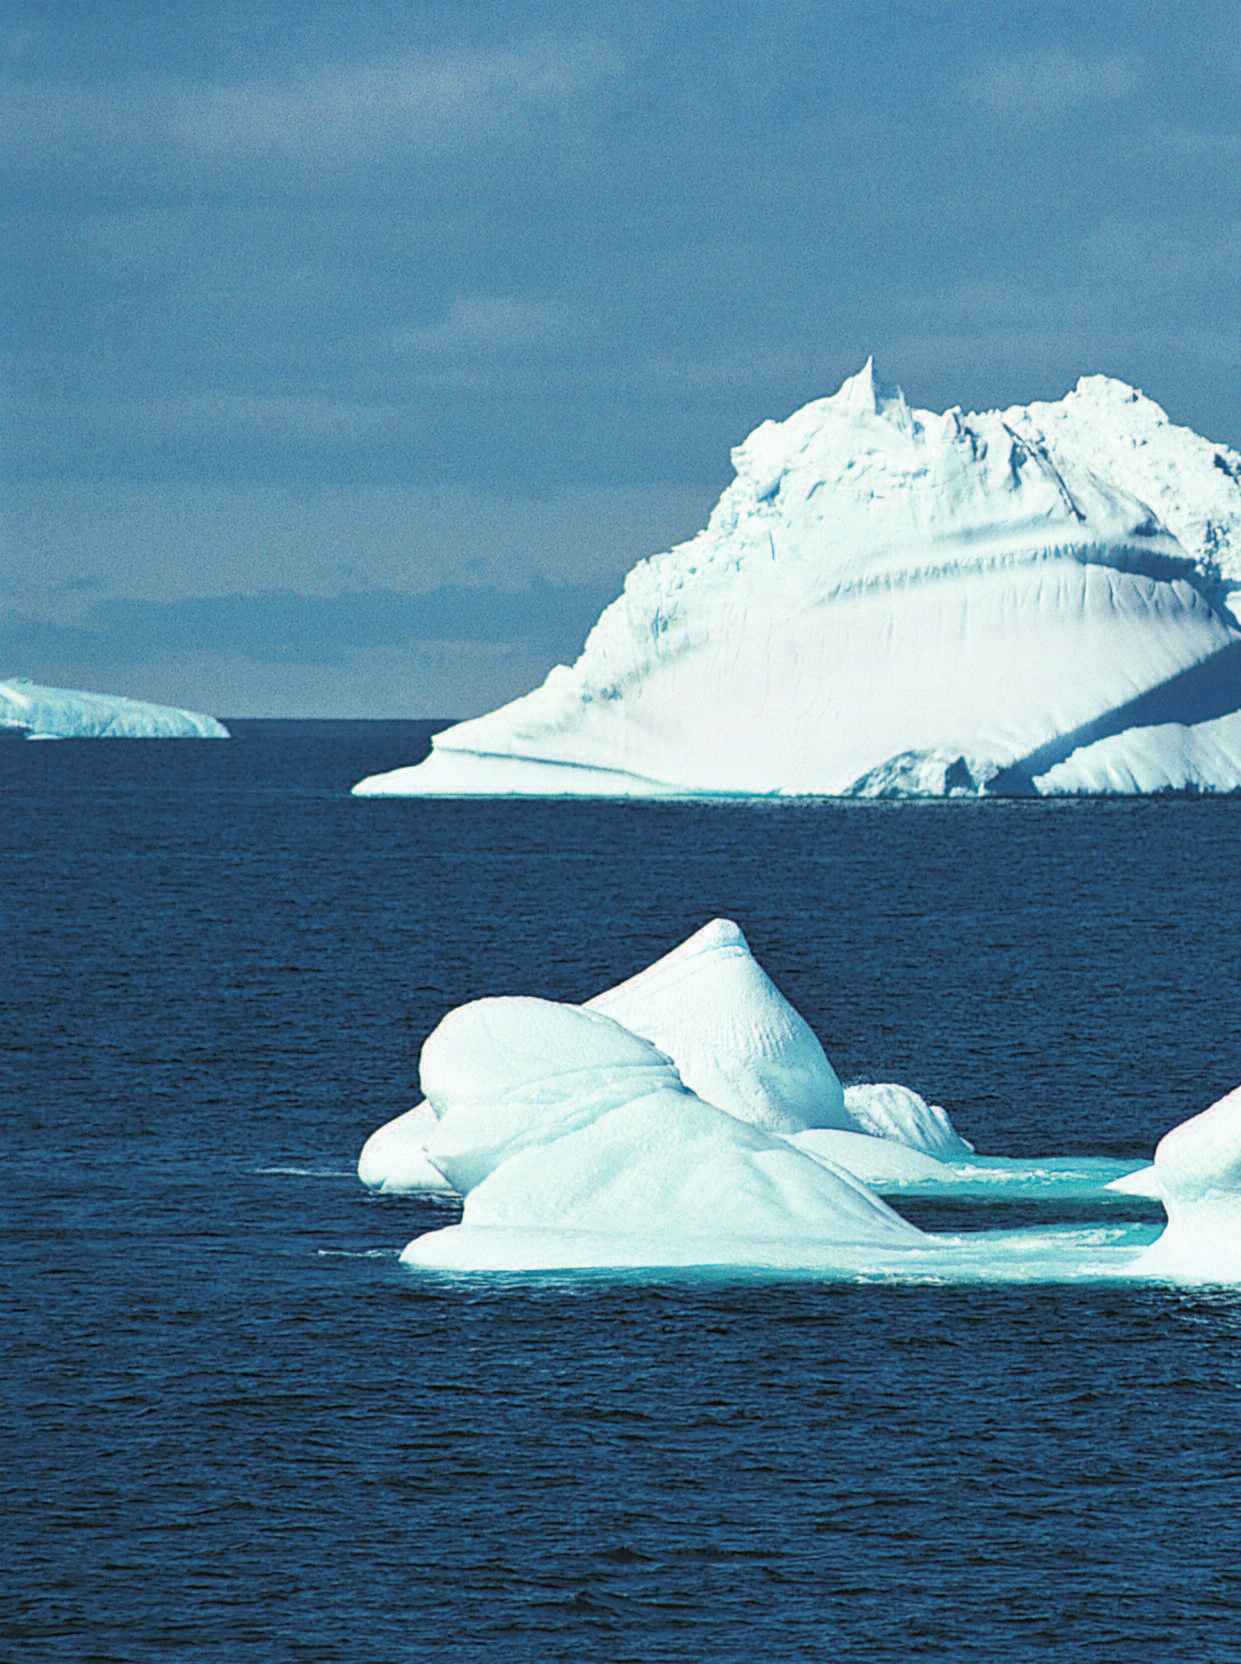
[990,638,1241,793]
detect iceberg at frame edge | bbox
[363,923,1241,1283]
[395,997,1241,1284]
[354,361,1241,800]
[1132,1084,1241,1284]
[0,678,229,739]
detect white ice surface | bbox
[397,993,1176,1280]
[355,362,1241,800]
[783,1129,955,1187]
[841,1082,974,1157]
[1134,1084,1241,1283]
[405,1221,1159,1281]
[357,1100,453,1194]
[584,918,846,1135]
[1034,710,1241,796]
[387,980,1241,1283]
[0,678,229,739]
[404,996,925,1271]
[1106,1163,1162,1198]
[357,920,977,1193]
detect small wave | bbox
[255,1165,355,1179]
[316,1247,403,1260]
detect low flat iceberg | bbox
[0,678,229,739]
[355,363,1241,799]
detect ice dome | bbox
[396,992,1241,1282]
[405,996,927,1272]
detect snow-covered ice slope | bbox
[355,362,1241,798]
[585,918,848,1135]
[0,678,229,739]
[403,996,929,1273]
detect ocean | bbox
[6,720,1241,1662]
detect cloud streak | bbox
[0,580,620,670]
[1,31,628,197]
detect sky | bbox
[4,0,1240,718]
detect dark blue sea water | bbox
[7,721,1241,1662]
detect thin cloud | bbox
[0,581,623,670]
[386,294,597,358]
[962,46,1144,120]
[1,34,627,193]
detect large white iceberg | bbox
[363,921,1241,1283]
[355,363,1241,798]
[403,996,929,1273]
[0,678,229,739]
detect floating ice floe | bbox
[354,362,1241,799]
[1132,1084,1241,1283]
[0,677,229,739]
[403,996,926,1273]
[395,997,1241,1284]
[359,921,1241,1284]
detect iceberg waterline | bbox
[354,362,1241,798]
[0,678,229,739]
[360,919,1232,1284]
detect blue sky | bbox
[4,0,1240,716]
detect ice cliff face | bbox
[0,678,229,739]
[355,362,1241,798]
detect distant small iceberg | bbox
[0,678,229,739]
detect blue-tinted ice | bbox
[357,921,1238,1284]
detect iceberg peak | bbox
[831,356,913,428]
